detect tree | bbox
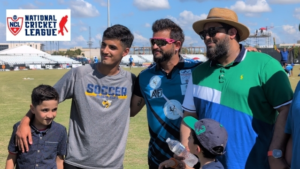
[75,49,82,55]
[294,46,299,59]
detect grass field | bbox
[0,65,300,168]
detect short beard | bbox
[153,47,174,64]
[206,36,230,61]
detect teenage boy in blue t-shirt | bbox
[5,85,67,169]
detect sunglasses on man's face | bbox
[198,27,225,40]
[150,38,176,47]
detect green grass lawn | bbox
[0,65,299,168]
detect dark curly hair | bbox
[103,24,134,48]
[152,18,184,52]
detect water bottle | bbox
[166,138,198,167]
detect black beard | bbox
[206,37,229,61]
[153,50,174,63]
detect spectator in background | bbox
[275,44,295,65]
[129,55,133,69]
[283,63,294,77]
[94,56,98,63]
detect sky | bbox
[0,0,300,50]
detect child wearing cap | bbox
[159,117,228,169]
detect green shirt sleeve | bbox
[261,58,293,109]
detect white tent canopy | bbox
[0,45,50,56]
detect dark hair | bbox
[152,18,184,52]
[191,130,224,159]
[31,85,59,107]
[219,22,240,42]
[103,24,134,48]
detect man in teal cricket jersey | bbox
[180,8,293,169]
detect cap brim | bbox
[183,116,198,131]
[192,18,250,42]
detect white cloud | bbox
[294,8,300,20]
[133,0,170,11]
[269,0,299,4]
[144,23,151,27]
[133,32,149,46]
[183,36,198,46]
[96,34,102,40]
[80,27,88,31]
[76,35,86,42]
[283,25,297,35]
[230,0,271,16]
[94,0,107,6]
[168,10,207,29]
[70,0,100,18]
[19,3,38,9]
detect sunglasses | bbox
[150,38,176,47]
[198,27,225,40]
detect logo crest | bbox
[102,99,112,108]
[7,15,23,36]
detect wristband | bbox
[169,158,178,169]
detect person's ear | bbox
[197,146,201,153]
[122,47,130,57]
[175,41,181,52]
[228,28,238,40]
[30,104,35,114]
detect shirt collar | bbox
[210,44,246,67]
[30,121,52,134]
[155,55,185,71]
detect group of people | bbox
[5,7,300,169]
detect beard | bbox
[152,46,174,64]
[206,36,230,61]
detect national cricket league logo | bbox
[7,15,23,36]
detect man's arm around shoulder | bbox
[15,110,34,153]
[130,94,145,117]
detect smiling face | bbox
[31,100,58,129]
[100,38,129,67]
[151,29,176,64]
[203,22,230,61]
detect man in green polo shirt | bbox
[180,8,293,169]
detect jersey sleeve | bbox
[133,75,143,97]
[8,123,19,154]
[182,75,196,113]
[57,127,67,156]
[261,58,293,109]
[53,69,76,103]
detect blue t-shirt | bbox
[280,51,289,61]
[203,160,224,169]
[129,57,133,62]
[285,81,300,169]
[285,65,293,72]
[133,57,200,166]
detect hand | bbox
[173,154,194,169]
[15,123,32,152]
[268,157,290,169]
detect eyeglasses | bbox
[198,27,225,40]
[150,38,176,47]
